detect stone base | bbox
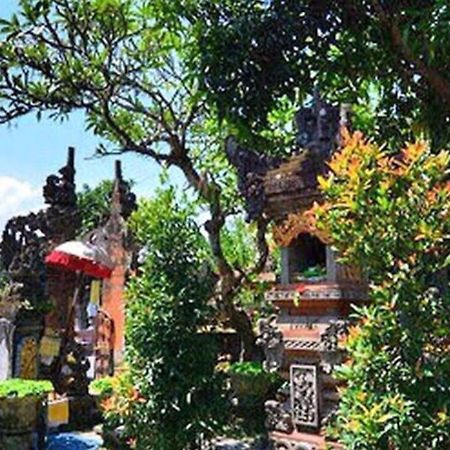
[0,431,33,450]
[269,431,343,450]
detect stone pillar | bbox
[100,161,135,368]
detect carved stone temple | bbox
[227,96,367,450]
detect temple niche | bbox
[228,95,367,450]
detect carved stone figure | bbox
[226,94,347,223]
[295,91,341,158]
[265,382,294,434]
[256,314,284,372]
[321,320,348,352]
[43,147,80,245]
[0,282,23,320]
[43,147,76,207]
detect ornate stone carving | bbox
[272,211,330,248]
[319,320,348,376]
[43,146,80,244]
[103,161,137,249]
[0,282,24,320]
[266,286,368,303]
[225,136,282,221]
[290,364,319,428]
[1,213,48,305]
[256,314,284,372]
[321,320,348,352]
[115,161,137,222]
[295,92,341,159]
[226,94,347,223]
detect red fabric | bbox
[45,250,113,279]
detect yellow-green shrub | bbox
[314,130,450,449]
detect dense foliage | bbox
[77,180,115,236]
[314,130,450,449]
[195,1,450,148]
[122,189,227,450]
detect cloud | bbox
[0,176,43,231]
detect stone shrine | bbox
[227,95,367,449]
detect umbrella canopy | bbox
[45,229,114,279]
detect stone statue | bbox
[0,318,15,380]
[256,314,284,373]
[265,382,294,434]
[321,319,348,352]
[295,91,341,158]
[320,320,348,375]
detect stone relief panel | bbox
[290,364,319,428]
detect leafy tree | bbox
[124,188,228,450]
[313,130,450,449]
[194,1,450,149]
[77,180,114,236]
[0,0,268,358]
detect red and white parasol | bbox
[45,229,114,279]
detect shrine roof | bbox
[226,95,348,222]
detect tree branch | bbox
[372,0,450,109]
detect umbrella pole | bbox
[53,271,85,392]
[65,271,84,340]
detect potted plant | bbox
[0,378,53,449]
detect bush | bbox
[0,379,53,398]
[314,130,450,449]
[228,362,282,435]
[116,189,228,450]
[90,376,115,398]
